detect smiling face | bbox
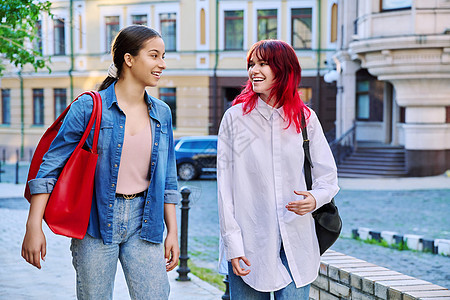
[248,53,276,103]
[127,37,166,87]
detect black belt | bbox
[115,191,146,200]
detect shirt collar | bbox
[255,97,286,121]
[105,82,157,119]
[105,81,118,109]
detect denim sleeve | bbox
[164,112,180,204]
[28,95,94,195]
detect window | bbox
[159,88,176,127]
[299,87,313,105]
[54,18,65,55]
[33,89,44,125]
[356,81,370,120]
[224,10,244,50]
[224,87,241,111]
[291,8,312,49]
[1,89,11,125]
[381,0,412,11]
[34,20,43,55]
[399,107,406,123]
[200,9,206,45]
[79,15,83,49]
[446,107,450,123]
[105,16,120,52]
[54,88,67,119]
[356,70,384,121]
[179,140,217,152]
[160,13,176,52]
[330,4,338,43]
[132,15,148,25]
[257,9,277,40]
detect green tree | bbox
[0,0,52,75]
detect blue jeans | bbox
[70,194,169,300]
[228,248,310,300]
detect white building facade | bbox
[333,0,450,176]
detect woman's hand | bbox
[286,191,317,216]
[231,256,251,276]
[21,223,46,269]
[22,193,50,269]
[164,203,179,272]
[164,232,180,272]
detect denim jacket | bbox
[28,82,179,244]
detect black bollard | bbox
[176,187,191,281]
[15,149,19,184]
[222,275,230,299]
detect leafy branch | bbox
[0,0,52,75]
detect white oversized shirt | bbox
[217,98,339,291]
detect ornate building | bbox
[332,0,450,176]
[0,0,338,161]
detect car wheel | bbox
[178,163,198,181]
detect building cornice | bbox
[349,34,450,56]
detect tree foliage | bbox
[0,0,52,75]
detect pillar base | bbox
[406,149,450,177]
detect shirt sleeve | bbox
[164,110,180,204]
[217,111,246,260]
[28,95,92,195]
[307,110,340,211]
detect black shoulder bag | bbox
[301,117,342,255]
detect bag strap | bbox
[71,91,102,154]
[301,111,313,190]
[89,91,102,154]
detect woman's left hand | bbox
[164,232,180,272]
[286,191,317,215]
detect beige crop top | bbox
[116,119,152,194]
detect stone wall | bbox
[311,250,450,300]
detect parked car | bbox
[174,136,218,181]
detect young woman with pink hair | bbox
[217,40,339,299]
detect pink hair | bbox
[233,40,310,132]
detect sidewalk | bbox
[0,183,223,300]
[1,173,449,299]
[338,172,450,190]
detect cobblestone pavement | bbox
[177,177,450,289]
[0,184,222,300]
[2,164,449,293]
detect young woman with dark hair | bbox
[218,40,339,299]
[22,25,179,300]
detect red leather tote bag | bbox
[24,91,102,239]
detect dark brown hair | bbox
[98,25,161,91]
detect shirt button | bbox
[157,124,160,127]
[118,144,121,147]
[120,125,123,129]
[107,223,111,227]
[111,183,115,187]
[109,204,112,208]
[144,220,148,223]
[154,142,158,146]
[114,164,118,168]
[146,201,150,204]
[151,162,155,166]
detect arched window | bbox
[330,3,337,43]
[200,8,206,45]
